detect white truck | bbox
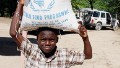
[76,8,119,30]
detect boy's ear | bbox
[56,37,59,43]
[37,41,38,43]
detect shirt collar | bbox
[39,47,59,63]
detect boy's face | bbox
[37,30,58,53]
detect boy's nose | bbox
[45,40,50,45]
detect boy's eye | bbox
[40,39,55,42]
[40,39,46,41]
[50,39,55,42]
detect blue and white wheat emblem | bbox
[30,0,55,11]
[34,0,44,7]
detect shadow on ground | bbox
[0,37,20,56]
[0,37,37,56]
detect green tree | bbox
[0,0,17,17]
[71,0,81,9]
[107,0,120,20]
[71,0,97,10]
[86,0,94,9]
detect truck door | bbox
[101,12,106,26]
[106,13,111,25]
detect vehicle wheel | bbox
[113,24,119,31]
[84,15,91,23]
[95,23,102,30]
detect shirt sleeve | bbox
[19,38,33,58]
[67,49,85,66]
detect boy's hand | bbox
[78,24,88,38]
[20,0,24,5]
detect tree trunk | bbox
[90,0,93,10]
[89,0,93,10]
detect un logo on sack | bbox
[34,0,44,7]
[30,0,55,11]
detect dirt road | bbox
[0,17,120,68]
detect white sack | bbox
[20,0,79,32]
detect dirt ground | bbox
[0,17,120,68]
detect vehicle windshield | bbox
[93,11,100,17]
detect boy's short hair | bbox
[36,27,61,40]
[37,27,61,35]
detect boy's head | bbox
[37,27,59,36]
[37,27,59,53]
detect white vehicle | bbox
[83,10,119,30]
[75,10,84,25]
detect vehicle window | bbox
[93,11,100,17]
[101,13,105,18]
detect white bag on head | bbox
[20,0,79,32]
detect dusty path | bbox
[0,17,120,68]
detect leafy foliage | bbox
[0,0,17,17]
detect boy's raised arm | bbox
[9,1,24,47]
[78,24,92,59]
